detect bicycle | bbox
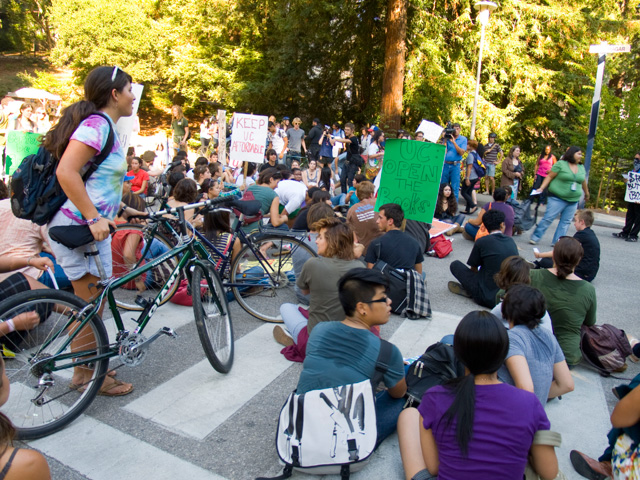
[0,195,238,440]
[113,199,317,322]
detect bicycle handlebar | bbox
[150,189,241,219]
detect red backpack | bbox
[232,189,263,225]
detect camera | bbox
[443,122,455,140]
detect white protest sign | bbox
[625,171,640,204]
[115,83,144,152]
[416,119,444,143]
[589,44,631,54]
[229,113,268,166]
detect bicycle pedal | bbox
[160,327,177,339]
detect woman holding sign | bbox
[529,146,589,246]
[612,154,640,242]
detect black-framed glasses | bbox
[111,66,120,82]
[363,296,389,304]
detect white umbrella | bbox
[7,88,61,101]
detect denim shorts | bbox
[486,163,496,176]
[48,211,113,281]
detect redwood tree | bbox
[380,0,407,134]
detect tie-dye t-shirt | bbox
[60,113,126,221]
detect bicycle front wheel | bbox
[192,263,234,373]
[229,235,317,323]
[0,289,109,440]
[111,224,179,311]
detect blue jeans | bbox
[511,179,519,200]
[38,253,71,289]
[331,194,346,206]
[441,163,461,200]
[464,222,480,239]
[531,196,578,245]
[374,391,406,449]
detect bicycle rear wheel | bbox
[111,224,179,311]
[192,263,234,373]
[0,289,109,440]
[229,235,316,323]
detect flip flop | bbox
[69,370,117,390]
[97,379,134,397]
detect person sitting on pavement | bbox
[570,372,640,480]
[235,161,257,191]
[259,148,278,173]
[333,173,366,208]
[529,236,596,367]
[243,168,288,232]
[291,187,321,231]
[274,217,363,355]
[449,209,519,308]
[496,285,574,406]
[433,183,466,236]
[274,167,307,224]
[490,255,553,332]
[397,310,558,480]
[296,267,407,448]
[364,203,424,275]
[462,187,515,241]
[346,181,382,255]
[534,209,600,282]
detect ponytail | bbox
[42,100,97,159]
[441,374,476,457]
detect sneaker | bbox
[529,239,538,245]
[569,450,612,480]
[628,335,640,362]
[612,232,628,239]
[626,237,638,242]
[273,326,294,347]
[448,281,471,298]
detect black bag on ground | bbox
[10,112,115,226]
[372,260,406,314]
[405,342,465,406]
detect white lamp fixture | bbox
[470,1,498,140]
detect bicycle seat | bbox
[49,224,114,249]
[229,199,262,217]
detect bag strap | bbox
[80,112,116,182]
[372,339,393,388]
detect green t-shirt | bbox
[548,161,586,203]
[529,269,596,365]
[296,256,364,332]
[242,184,278,232]
[171,117,189,139]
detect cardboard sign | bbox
[5,131,42,175]
[374,139,446,223]
[115,83,144,152]
[625,171,640,204]
[229,113,268,165]
[416,119,444,143]
[429,220,457,237]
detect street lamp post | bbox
[469,1,498,141]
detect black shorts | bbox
[0,273,30,301]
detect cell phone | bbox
[533,248,540,254]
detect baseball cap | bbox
[489,132,497,138]
[283,116,290,120]
[367,125,379,132]
[124,174,135,181]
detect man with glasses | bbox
[286,117,306,168]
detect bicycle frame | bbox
[38,232,221,373]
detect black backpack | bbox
[405,342,465,406]
[11,112,115,226]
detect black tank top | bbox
[0,448,19,480]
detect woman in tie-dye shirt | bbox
[45,66,136,397]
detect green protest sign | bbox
[375,139,446,223]
[5,131,42,175]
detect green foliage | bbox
[0,0,53,53]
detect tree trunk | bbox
[380,0,407,135]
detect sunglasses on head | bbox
[111,66,120,82]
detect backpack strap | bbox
[80,111,116,182]
[372,339,393,388]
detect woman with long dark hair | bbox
[434,183,465,235]
[530,146,589,246]
[397,311,558,480]
[46,66,136,396]
[500,145,524,201]
[318,166,334,194]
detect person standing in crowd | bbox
[534,209,600,282]
[47,65,137,396]
[366,130,385,180]
[331,122,345,163]
[501,145,524,201]
[360,126,372,153]
[332,122,360,195]
[440,123,467,200]
[13,103,35,132]
[449,210,519,308]
[34,106,52,134]
[286,117,306,168]
[281,116,291,132]
[483,132,503,195]
[533,145,557,205]
[365,203,424,274]
[199,117,211,151]
[306,118,323,162]
[460,139,480,214]
[530,146,589,246]
[415,131,425,141]
[318,126,335,166]
[612,153,640,243]
[267,121,288,164]
[171,105,189,155]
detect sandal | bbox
[97,378,133,397]
[69,369,117,390]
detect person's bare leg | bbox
[70,274,131,394]
[398,408,428,480]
